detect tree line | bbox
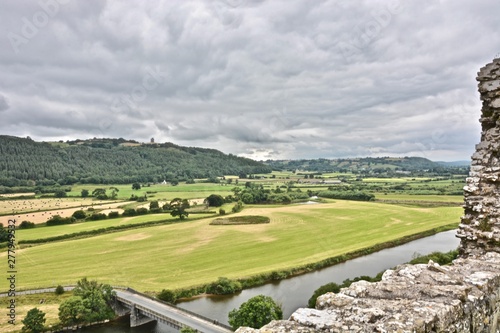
[265,156,469,176]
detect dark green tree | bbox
[55,285,65,295]
[59,297,87,326]
[54,189,67,198]
[109,187,119,199]
[157,289,177,304]
[58,278,115,325]
[169,198,190,220]
[92,188,108,200]
[205,194,224,207]
[81,189,89,197]
[19,221,35,229]
[149,200,159,210]
[308,282,341,308]
[22,308,46,333]
[132,182,141,190]
[241,193,254,204]
[228,295,282,330]
[72,210,87,220]
[0,223,10,242]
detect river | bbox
[84,230,460,333]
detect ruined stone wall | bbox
[236,58,500,333]
[457,59,500,256]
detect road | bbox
[115,290,233,333]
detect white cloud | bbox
[0,0,496,161]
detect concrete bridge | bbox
[114,288,233,332]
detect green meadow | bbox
[15,212,214,241]
[8,201,462,293]
[68,183,233,200]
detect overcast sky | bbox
[1,1,498,161]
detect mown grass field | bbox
[68,183,233,200]
[6,201,462,293]
[15,212,213,241]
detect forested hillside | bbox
[265,157,469,175]
[0,136,271,186]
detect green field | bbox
[374,193,463,203]
[15,212,214,241]
[68,183,233,200]
[7,201,461,293]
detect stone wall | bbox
[457,58,500,256]
[236,58,500,333]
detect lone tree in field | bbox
[92,188,108,200]
[109,186,119,199]
[22,308,46,333]
[205,194,225,207]
[132,182,141,190]
[169,198,190,220]
[228,295,283,330]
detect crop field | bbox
[0,201,130,225]
[5,201,462,293]
[0,198,115,215]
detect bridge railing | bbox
[123,287,234,331]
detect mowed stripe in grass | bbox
[16,213,214,241]
[9,201,462,292]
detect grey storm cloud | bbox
[0,0,498,161]
[0,94,9,112]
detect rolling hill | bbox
[0,136,271,187]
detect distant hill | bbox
[436,160,470,167]
[264,157,469,174]
[0,136,271,186]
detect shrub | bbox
[108,211,120,218]
[87,213,107,221]
[205,194,225,207]
[55,285,65,295]
[206,277,242,295]
[219,208,226,215]
[122,208,137,217]
[157,289,177,304]
[72,210,87,220]
[228,295,282,330]
[18,221,35,229]
[308,282,341,308]
[136,207,148,215]
[231,201,243,213]
[54,190,67,198]
[46,215,74,226]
